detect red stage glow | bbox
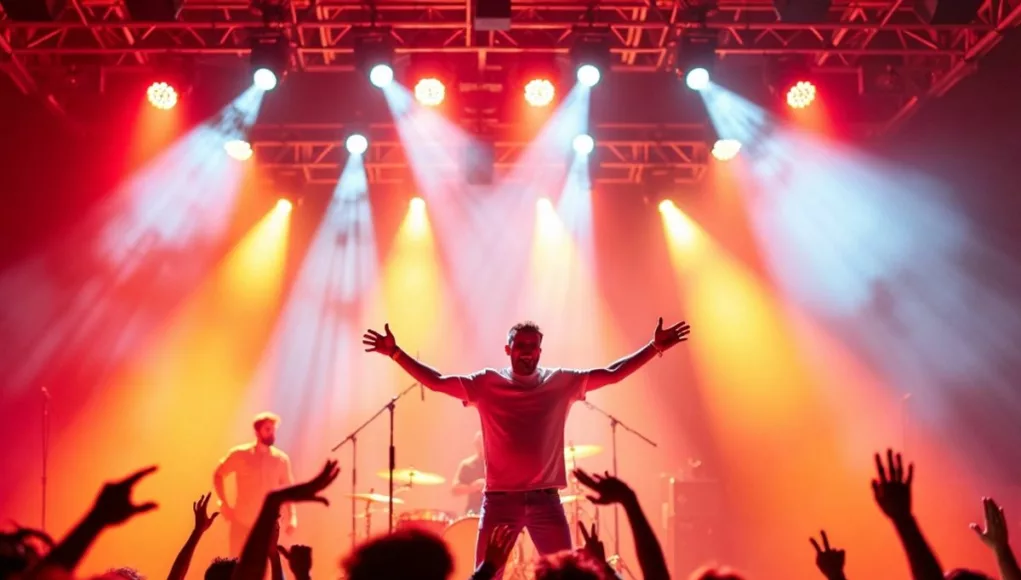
[786,80,817,109]
[146,81,178,110]
[414,78,446,107]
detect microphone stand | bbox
[583,401,657,577]
[331,382,419,543]
[41,386,50,532]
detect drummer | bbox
[451,431,486,515]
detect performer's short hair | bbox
[253,411,281,431]
[507,321,543,345]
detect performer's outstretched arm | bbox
[363,323,469,399]
[586,317,690,391]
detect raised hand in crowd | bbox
[871,450,943,580]
[810,530,847,580]
[970,497,1021,580]
[471,525,517,580]
[574,469,669,580]
[41,466,159,575]
[579,522,621,579]
[231,460,340,580]
[167,493,219,580]
[277,545,312,580]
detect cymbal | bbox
[378,468,446,486]
[560,495,585,505]
[348,493,405,504]
[563,444,603,460]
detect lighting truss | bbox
[245,122,709,186]
[2,0,1019,166]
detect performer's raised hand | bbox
[653,317,691,352]
[363,324,398,358]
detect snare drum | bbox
[443,516,535,580]
[396,509,454,536]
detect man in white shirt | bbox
[363,317,690,578]
[213,411,297,556]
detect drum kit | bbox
[344,443,606,580]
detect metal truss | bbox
[2,0,1020,165]
[248,122,709,186]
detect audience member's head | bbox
[98,568,144,580]
[946,570,995,580]
[204,557,237,580]
[1,528,53,580]
[341,529,452,580]
[689,565,746,580]
[534,550,607,580]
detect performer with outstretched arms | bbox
[362,318,691,579]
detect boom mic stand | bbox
[582,401,657,578]
[331,382,420,544]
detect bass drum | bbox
[442,516,535,580]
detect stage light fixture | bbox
[224,139,253,161]
[414,78,446,106]
[576,65,601,88]
[410,197,426,211]
[356,35,396,88]
[276,198,293,213]
[711,138,741,161]
[146,81,178,110]
[250,32,289,91]
[658,199,677,214]
[675,30,717,92]
[685,67,710,91]
[346,133,369,155]
[571,33,611,88]
[573,134,595,155]
[524,78,556,107]
[786,79,817,109]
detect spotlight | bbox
[658,199,677,214]
[146,81,178,110]
[711,138,741,161]
[224,139,253,161]
[250,32,288,91]
[573,134,595,155]
[537,197,554,210]
[571,33,610,88]
[676,30,717,92]
[276,198,293,213]
[785,79,817,109]
[414,78,446,106]
[685,67,710,91]
[410,197,426,211]
[346,133,369,155]
[576,64,601,88]
[370,64,394,88]
[253,68,278,91]
[524,78,556,107]
[356,35,395,88]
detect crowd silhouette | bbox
[2,448,1016,580]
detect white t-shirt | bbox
[460,367,589,492]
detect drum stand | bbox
[581,402,658,579]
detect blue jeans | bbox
[475,489,574,578]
